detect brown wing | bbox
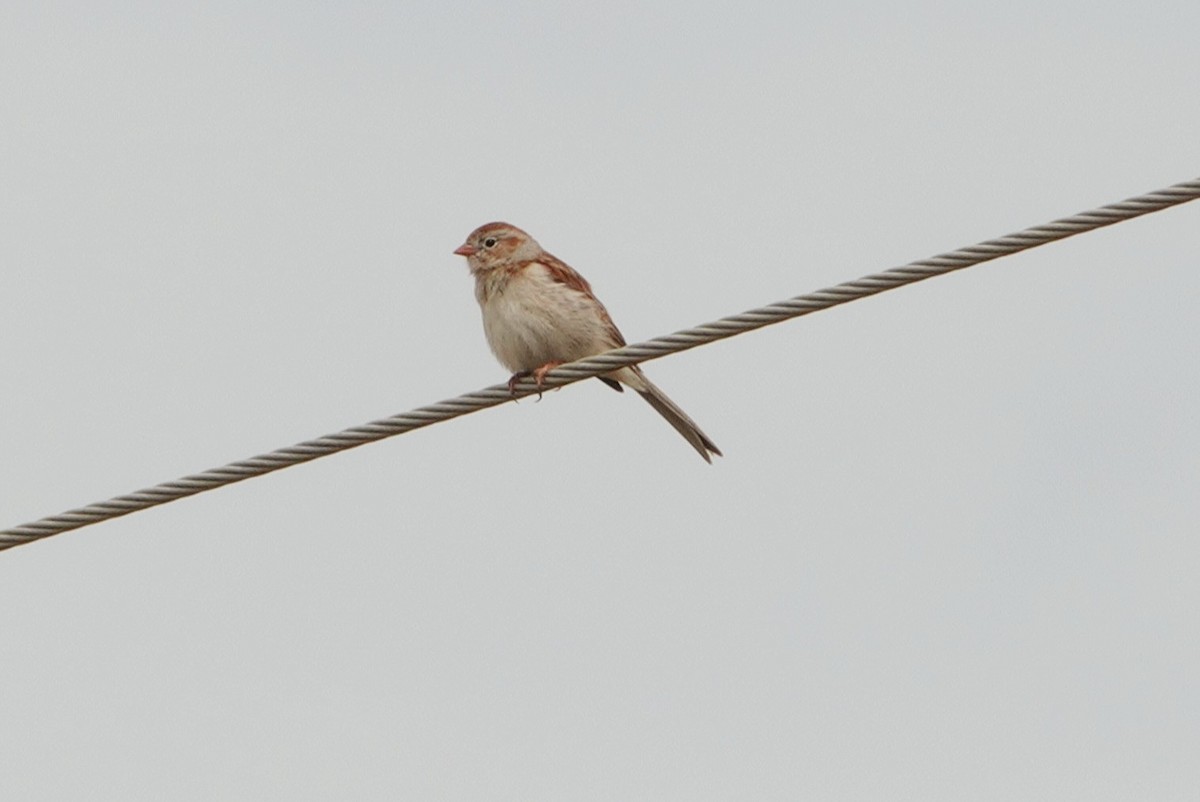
[535,251,627,393]
[536,251,627,347]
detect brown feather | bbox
[537,252,627,348]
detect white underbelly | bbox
[480,276,611,372]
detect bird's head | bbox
[453,222,541,272]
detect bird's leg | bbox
[507,362,564,400]
[507,370,532,398]
[531,361,564,401]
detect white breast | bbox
[477,263,616,373]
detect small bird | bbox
[454,222,722,463]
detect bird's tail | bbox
[618,367,722,463]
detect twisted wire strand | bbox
[3,177,1198,552]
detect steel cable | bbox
[3,177,1198,552]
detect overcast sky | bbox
[2,2,1198,800]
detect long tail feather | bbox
[623,369,721,463]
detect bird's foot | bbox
[531,361,564,400]
[507,362,564,400]
[507,370,532,399]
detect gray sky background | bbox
[2,2,1198,799]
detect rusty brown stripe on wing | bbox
[537,254,627,348]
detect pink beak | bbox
[453,244,476,256]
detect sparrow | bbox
[454,222,722,463]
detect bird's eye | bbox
[483,237,497,248]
